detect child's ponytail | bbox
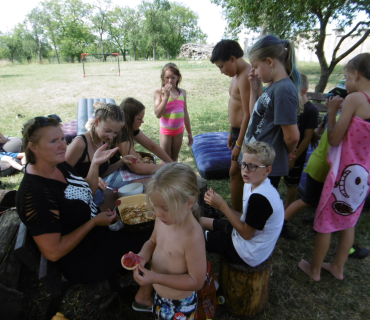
[248,35,300,91]
[282,39,301,92]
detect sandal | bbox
[132,300,152,312]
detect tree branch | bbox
[331,28,370,67]
[332,21,370,60]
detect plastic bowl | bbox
[118,183,143,197]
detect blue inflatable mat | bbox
[192,132,231,180]
[77,98,116,135]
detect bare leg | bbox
[159,133,172,159]
[322,227,354,280]
[170,133,183,162]
[1,155,23,171]
[285,185,298,210]
[135,285,154,307]
[298,232,331,281]
[230,160,243,212]
[285,199,310,221]
[200,217,214,230]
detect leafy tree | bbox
[140,0,171,61]
[212,0,370,92]
[91,0,112,58]
[27,7,45,63]
[59,0,95,62]
[39,0,64,64]
[159,2,207,59]
[106,6,140,61]
[0,25,24,62]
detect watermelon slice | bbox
[121,252,144,270]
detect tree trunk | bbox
[123,50,126,61]
[54,45,60,64]
[315,69,331,93]
[38,37,42,63]
[71,56,75,63]
[260,22,268,37]
[133,45,137,61]
[167,49,170,60]
[153,40,156,61]
[100,35,105,57]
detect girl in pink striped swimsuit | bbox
[154,63,193,161]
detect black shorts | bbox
[205,219,246,265]
[284,162,305,187]
[300,174,324,207]
[231,127,241,150]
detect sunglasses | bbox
[28,115,62,136]
[239,162,267,172]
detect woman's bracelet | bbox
[236,141,242,149]
[188,134,192,136]
[234,144,241,150]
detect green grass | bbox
[2,60,369,320]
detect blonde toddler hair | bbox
[146,162,200,224]
[85,101,107,131]
[242,141,276,166]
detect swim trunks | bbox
[153,291,197,320]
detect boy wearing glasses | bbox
[200,141,284,267]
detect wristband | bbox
[234,144,241,150]
[188,134,192,136]
[236,141,242,148]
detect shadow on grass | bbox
[0,74,25,78]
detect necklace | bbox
[89,130,101,150]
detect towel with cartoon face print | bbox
[314,116,370,233]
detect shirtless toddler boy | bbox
[210,40,252,212]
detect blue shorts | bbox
[0,152,19,161]
[153,291,198,320]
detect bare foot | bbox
[298,259,320,281]
[321,263,344,280]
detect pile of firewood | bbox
[177,43,215,60]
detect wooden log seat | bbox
[0,209,22,320]
[219,256,272,317]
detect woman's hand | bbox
[92,144,119,166]
[93,211,117,226]
[133,264,157,286]
[122,155,138,165]
[98,177,107,190]
[204,189,227,211]
[248,68,262,92]
[162,84,172,99]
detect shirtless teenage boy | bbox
[211,40,252,212]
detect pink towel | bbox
[314,116,370,233]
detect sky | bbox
[0,0,228,44]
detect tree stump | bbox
[219,256,272,317]
[0,209,22,319]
